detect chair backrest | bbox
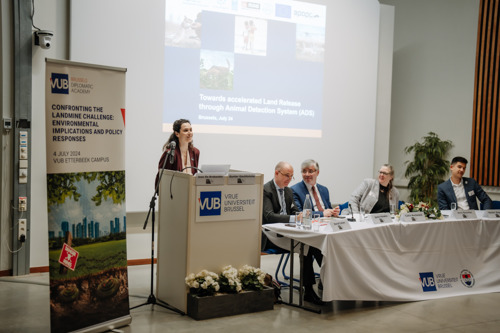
[481,200,500,210]
[338,201,349,212]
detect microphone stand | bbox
[130,147,184,315]
[347,203,356,222]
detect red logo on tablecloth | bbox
[58,243,79,271]
[460,269,475,288]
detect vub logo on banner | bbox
[199,191,221,216]
[419,272,437,292]
[51,73,69,94]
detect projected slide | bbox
[164,0,326,137]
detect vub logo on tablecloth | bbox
[419,272,437,292]
[199,191,221,216]
[50,73,69,94]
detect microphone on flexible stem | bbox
[180,166,203,174]
[348,203,356,222]
[168,141,176,164]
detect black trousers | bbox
[303,246,322,287]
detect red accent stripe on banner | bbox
[121,108,126,126]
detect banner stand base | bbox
[70,315,132,333]
[130,294,185,315]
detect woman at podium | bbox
[155,119,200,191]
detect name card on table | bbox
[228,172,256,185]
[400,212,426,222]
[329,219,352,232]
[451,210,477,219]
[196,173,224,186]
[484,210,500,218]
[369,213,392,224]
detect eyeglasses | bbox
[302,169,317,174]
[379,171,390,176]
[278,171,294,180]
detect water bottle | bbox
[303,194,312,229]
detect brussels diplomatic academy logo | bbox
[199,191,221,216]
[460,269,475,288]
[50,73,69,94]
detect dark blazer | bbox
[262,180,299,251]
[262,180,300,224]
[291,180,333,217]
[155,145,200,192]
[437,177,492,210]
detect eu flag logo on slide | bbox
[275,4,292,18]
[199,191,221,216]
[419,272,437,292]
[50,73,69,94]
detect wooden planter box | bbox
[187,287,274,320]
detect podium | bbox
[156,170,264,313]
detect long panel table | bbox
[263,214,500,302]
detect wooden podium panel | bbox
[156,170,264,313]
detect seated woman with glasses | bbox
[349,164,400,214]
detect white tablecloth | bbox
[262,215,500,302]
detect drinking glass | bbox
[295,212,302,228]
[390,203,396,216]
[312,214,321,232]
[451,202,457,211]
[359,208,365,222]
[312,222,320,232]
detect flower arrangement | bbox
[185,270,220,297]
[398,201,443,220]
[238,265,267,291]
[218,265,242,293]
[185,265,266,296]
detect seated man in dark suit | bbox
[291,159,340,217]
[262,161,325,305]
[437,156,492,210]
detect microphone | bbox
[347,203,356,222]
[168,141,176,164]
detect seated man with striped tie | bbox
[262,161,325,305]
[291,159,340,218]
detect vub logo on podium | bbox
[51,73,69,94]
[419,272,437,292]
[199,191,221,216]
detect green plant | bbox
[404,132,453,205]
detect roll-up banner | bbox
[45,59,131,333]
